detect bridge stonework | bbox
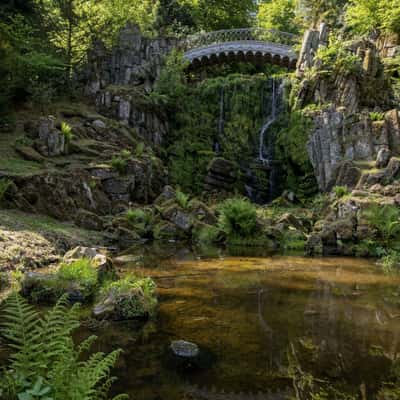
[182,29,299,70]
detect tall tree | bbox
[257,0,300,34]
[194,0,256,31]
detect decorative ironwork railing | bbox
[182,28,300,51]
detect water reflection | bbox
[83,250,400,399]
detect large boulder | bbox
[204,158,237,192]
[327,160,362,191]
[161,204,193,233]
[189,199,217,225]
[384,157,400,181]
[74,209,104,231]
[154,185,176,206]
[21,271,92,304]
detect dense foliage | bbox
[218,197,258,238]
[0,293,126,400]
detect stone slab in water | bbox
[170,340,200,358]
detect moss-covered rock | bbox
[21,258,103,304]
[93,275,157,321]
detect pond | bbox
[78,247,400,399]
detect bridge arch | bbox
[182,28,299,70]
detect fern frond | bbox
[77,335,98,357]
[0,293,43,377]
[76,350,122,399]
[40,295,80,366]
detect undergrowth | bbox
[0,293,127,400]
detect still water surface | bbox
[80,248,400,399]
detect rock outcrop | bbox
[204,158,237,192]
[83,24,177,146]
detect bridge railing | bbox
[183,28,300,51]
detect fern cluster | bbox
[217,197,258,239]
[364,204,400,248]
[0,293,127,400]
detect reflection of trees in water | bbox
[255,267,400,397]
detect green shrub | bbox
[333,185,349,198]
[281,230,307,252]
[120,149,132,159]
[25,259,98,304]
[0,293,127,400]
[369,111,386,121]
[194,224,222,244]
[126,208,154,238]
[135,142,145,158]
[100,275,157,319]
[218,197,258,238]
[110,156,127,175]
[380,251,400,274]
[364,204,400,247]
[176,189,190,209]
[60,122,73,142]
[315,36,362,76]
[0,178,12,202]
[355,239,386,257]
[58,258,98,291]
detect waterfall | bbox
[258,78,281,165]
[214,86,224,154]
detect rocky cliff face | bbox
[296,27,399,191]
[308,108,400,190]
[83,24,176,147]
[2,111,167,229]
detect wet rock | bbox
[154,185,176,205]
[376,148,391,168]
[154,221,184,241]
[328,160,362,191]
[166,340,214,371]
[15,146,45,162]
[276,213,304,232]
[384,157,400,181]
[93,281,157,321]
[204,158,237,192]
[92,119,106,131]
[74,209,104,231]
[103,177,134,198]
[21,272,88,304]
[162,206,192,233]
[116,227,142,248]
[63,246,99,261]
[189,200,217,225]
[170,340,199,359]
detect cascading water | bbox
[258,78,281,165]
[214,86,224,154]
[258,78,284,201]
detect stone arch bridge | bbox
[182,28,299,70]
